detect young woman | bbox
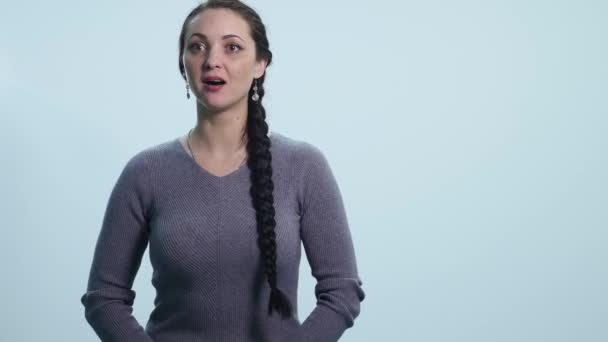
[80,1,365,341]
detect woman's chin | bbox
[197,100,223,110]
[196,96,232,111]
[196,94,247,112]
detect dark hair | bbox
[177,0,293,319]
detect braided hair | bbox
[177,0,293,319]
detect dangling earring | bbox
[251,79,259,102]
[186,83,190,99]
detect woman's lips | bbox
[203,83,225,92]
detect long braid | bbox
[245,77,293,317]
[177,0,294,318]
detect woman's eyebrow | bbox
[189,33,244,42]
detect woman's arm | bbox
[282,142,366,342]
[80,152,155,342]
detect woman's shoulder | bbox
[269,131,329,173]
[270,131,324,157]
[127,131,321,158]
[121,137,182,171]
[123,132,327,173]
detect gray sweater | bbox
[80,131,365,342]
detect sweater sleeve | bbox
[80,152,155,342]
[283,142,366,342]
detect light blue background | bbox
[1,0,606,341]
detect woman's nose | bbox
[204,58,219,69]
[204,47,221,69]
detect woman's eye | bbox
[227,44,241,52]
[189,43,205,51]
[188,43,240,53]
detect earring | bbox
[186,83,190,99]
[251,79,259,102]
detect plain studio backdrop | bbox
[1,0,606,341]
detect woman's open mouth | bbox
[202,79,226,92]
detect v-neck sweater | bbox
[80,131,365,342]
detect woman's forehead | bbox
[188,8,251,40]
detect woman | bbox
[80,1,365,341]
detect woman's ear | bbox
[254,58,268,79]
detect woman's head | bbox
[177,0,293,319]
[178,1,272,111]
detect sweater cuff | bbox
[281,305,349,342]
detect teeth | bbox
[205,79,225,84]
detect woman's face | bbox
[182,8,267,111]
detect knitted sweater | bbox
[80,131,365,342]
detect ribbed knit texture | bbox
[80,131,365,342]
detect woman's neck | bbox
[192,104,248,158]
